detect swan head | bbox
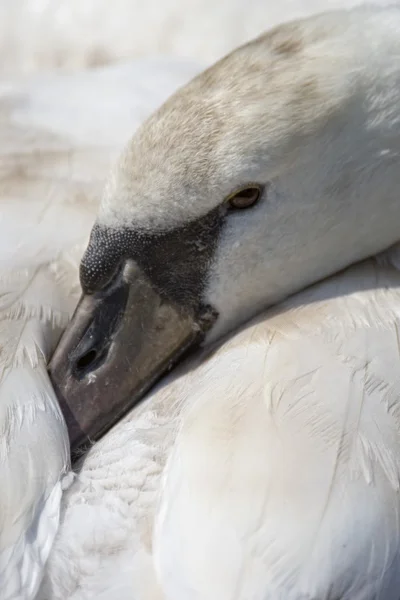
[49,7,400,450]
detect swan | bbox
[0,57,201,600]
[2,4,400,599]
[38,5,400,599]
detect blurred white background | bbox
[0,0,397,76]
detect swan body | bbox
[155,256,400,600]
[2,5,400,600]
[41,254,400,600]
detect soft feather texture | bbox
[40,255,400,600]
[0,233,73,600]
[3,4,400,600]
[154,257,400,600]
[0,58,200,600]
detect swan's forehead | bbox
[98,99,241,232]
[97,14,346,232]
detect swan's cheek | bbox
[204,211,275,341]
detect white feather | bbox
[0,268,71,600]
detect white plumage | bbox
[155,257,400,600]
[1,4,400,600]
[40,254,400,600]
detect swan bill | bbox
[48,260,214,455]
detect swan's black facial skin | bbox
[80,204,224,313]
[49,207,225,456]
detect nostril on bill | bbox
[75,349,98,371]
[69,316,113,379]
[70,270,131,379]
[72,339,109,378]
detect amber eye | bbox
[228,185,262,210]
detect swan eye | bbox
[228,185,262,210]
